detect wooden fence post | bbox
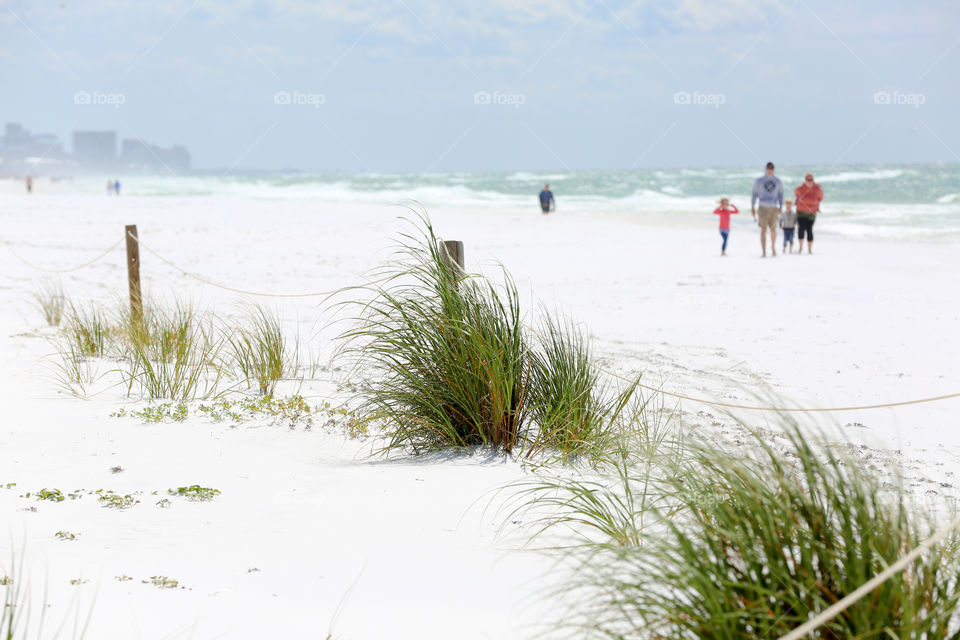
[125,224,142,322]
[440,240,464,272]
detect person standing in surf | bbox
[751,161,783,257]
[539,184,555,214]
[714,197,739,256]
[794,173,823,254]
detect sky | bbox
[1,0,958,172]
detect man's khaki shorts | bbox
[757,206,780,229]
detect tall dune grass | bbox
[525,315,639,459]
[339,213,640,457]
[120,302,225,401]
[340,216,529,453]
[63,303,114,358]
[31,278,67,326]
[2,552,92,639]
[539,419,960,639]
[227,305,290,395]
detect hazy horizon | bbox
[2,0,958,173]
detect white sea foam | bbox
[58,164,960,240]
[816,168,907,183]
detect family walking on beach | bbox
[714,161,823,256]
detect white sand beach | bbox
[1,188,959,638]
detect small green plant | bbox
[143,575,179,589]
[115,575,133,582]
[227,305,291,395]
[155,498,171,508]
[197,395,314,428]
[35,488,64,502]
[32,277,67,326]
[98,491,139,509]
[111,402,188,423]
[55,531,79,541]
[168,485,220,502]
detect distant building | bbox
[73,131,117,166]
[4,123,27,146]
[0,122,64,173]
[121,138,191,172]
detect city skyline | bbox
[0,120,191,175]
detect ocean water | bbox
[78,163,960,240]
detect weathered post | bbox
[439,240,464,273]
[125,224,142,322]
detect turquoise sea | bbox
[77,163,960,240]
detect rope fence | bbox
[133,233,344,299]
[0,234,123,273]
[3,227,958,414]
[5,226,960,635]
[601,367,960,413]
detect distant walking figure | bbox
[26,176,33,194]
[751,161,783,257]
[713,197,739,256]
[107,180,114,195]
[113,179,121,195]
[794,173,823,254]
[539,184,555,214]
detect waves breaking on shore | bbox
[35,163,960,240]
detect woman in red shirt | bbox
[794,173,823,253]
[714,197,739,256]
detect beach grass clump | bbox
[340,213,641,457]
[120,302,224,401]
[340,216,529,453]
[63,303,116,358]
[525,315,638,459]
[506,404,682,548]
[227,305,290,395]
[554,421,960,639]
[52,303,120,395]
[32,277,67,326]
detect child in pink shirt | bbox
[713,197,739,255]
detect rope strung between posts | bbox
[7,230,958,413]
[133,232,350,298]
[778,511,960,639]
[0,235,124,274]
[607,370,960,412]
